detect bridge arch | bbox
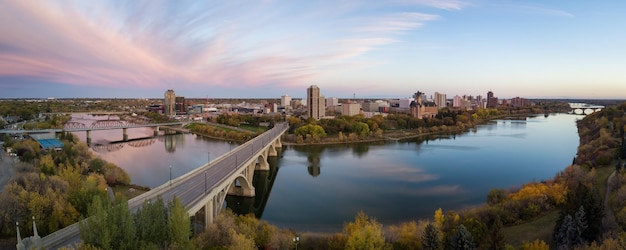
[228,175,255,197]
[256,154,269,170]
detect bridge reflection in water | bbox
[191,150,282,233]
[89,133,186,153]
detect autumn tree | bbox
[342,211,390,250]
[521,239,549,250]
[388,221,421,250]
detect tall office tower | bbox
[487,91,498,108]
[434,92,447,109]
[164,89,176,116]
[307,85,324,120]
[175,96,185,114]
[281,94,292,107]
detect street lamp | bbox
[293,236,300,250]
[204,170,207,193]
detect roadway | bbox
[41,123,288,249]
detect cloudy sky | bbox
[1,0,624,99]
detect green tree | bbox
[487,215,505,250]
[295,124,327,140]
[422,223,441,250]
[486,188,506,206]
[448,225,475,250]
[167,197,192,249]
[352,122,370,138]
[554,183,603,242]
[462,218,487,247]
[135,197,168,248]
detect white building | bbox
[326,97,339,107]
[434,92,447,109]
[342,102,361,116]
[281,95,292,107]
[399,98,414,109]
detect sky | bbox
[1,0,625,99]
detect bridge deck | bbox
[41,123,288,249]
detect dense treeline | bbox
[286,108,501,143]
[575,103,626,167]
[0,133,131,238]
[186,123,255,142]
[194,210,296,249]
[79,196,191,250]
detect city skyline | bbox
[1,1,625,99]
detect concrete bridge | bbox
[0,121,189,144]
[569,103,605,115]
[40,123,289,249]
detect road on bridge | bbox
[41,123,289,249]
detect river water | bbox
[73,113,580,232]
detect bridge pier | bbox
[153,126,160,136]
[255,155,269,171]
[123,128,128,141]
[204,198,214,226]
[86,130,91,145]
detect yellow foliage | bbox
[521,239,549,250]
[509,182,567,205]
[434,208,445,228]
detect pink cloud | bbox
[0,1,439,91]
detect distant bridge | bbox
[569,103,604,115]
[0,121,189,144]
[41,123,289,249]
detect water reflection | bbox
[84,114,581,233]
[164,134,185,153]
[226,157,280,218]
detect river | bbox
[72,113,580,232]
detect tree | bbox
[521,239,549,250]
[554,183,603,242]
[434,208,445,228]
[486,189,506,206]
[135,197,168,248]
[168,197,192,249]
[422,223,441,250]
[462,218,487,247]
[487,215,505,250]
[389,221,420,250]
[448,225,475,250]
[352,122,370,138]
[343,211,390,250]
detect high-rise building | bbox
[175,96,185,115]
[281,95,292,107]
[164,89,176,116]
[487,91,498,108]
[434,92,447,109]
[307,85,325,120]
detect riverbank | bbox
[282,113,544,146]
